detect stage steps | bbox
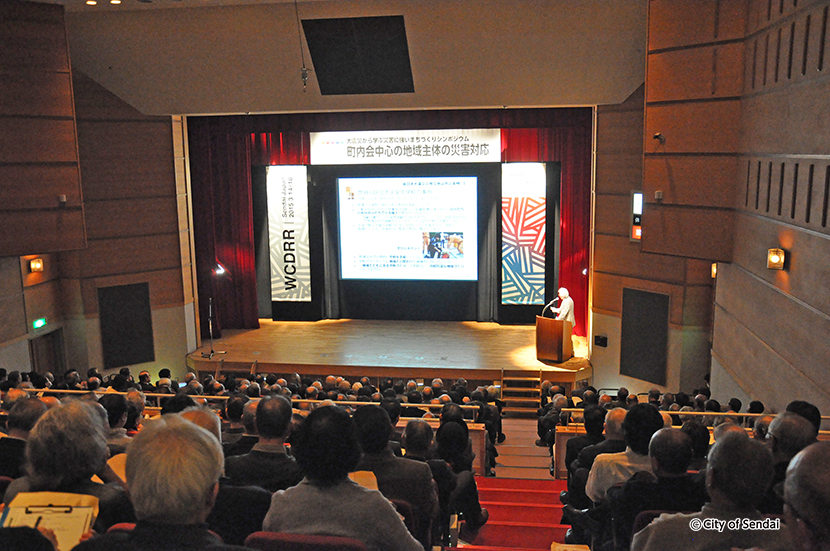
[494,418,550,480]
[500,371,541,418]
[456,476,568,550]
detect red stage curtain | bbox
[189,118,260,337]
[190,109,591,336]
[501,128,591,337]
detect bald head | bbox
[649,428,693,475]
[3,388,28,411]
[768,412,818,461]
[708,431,773,508]
[785,442,830,550]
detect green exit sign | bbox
[33,318,47,329]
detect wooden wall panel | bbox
[595,154,644,195]
[649,0,746,51]
[594,234,688,283]
[81,160,177,201]
[0,119,78,164]
[712,304,830,413]
[593,272,685,327]
[731,212,830,314]
[647,43,745,102]
[84,197,180,239]
[645,101,742,154]
[741,88,830,155]
[75,121,175,162]
[716,262,830,382]
[0,0,85,257]
[596,111,645,154]
[72,71,148,120]
[641,205,734,260]
[74,234,182,279]
[0,257,26,344]
[23,279,63,328]
[0,72,74,117]
[644,156,739,208]
[682,285,714,326]
[0,165,82,209]
[79,269,185,315]
[739,157,830,234]
[0,210,87,256]
[594,195,631,237]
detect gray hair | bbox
[26,400,108,489]
[126,414,223,524]
[180,406,223,443]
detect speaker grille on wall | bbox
[301,15,414,95]
[98,282,155,369]
[620,288,669,386]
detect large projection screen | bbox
[337,176,478,281]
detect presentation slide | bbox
[338,176,478,280]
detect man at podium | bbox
[552,287,575,326]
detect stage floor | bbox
[188,319,591,383]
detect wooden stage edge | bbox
[187,319,592,385]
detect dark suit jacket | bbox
[565,433,605,473]
[357,449,439,549]
[576,438,627,470]
[0,436,26,479]
[224,444,303,493]
[207,479,273,545]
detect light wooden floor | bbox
[188,319,590,382]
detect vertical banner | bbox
[267,166,311,302]
[501,163,546,304]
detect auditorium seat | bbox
[244,531,367,551]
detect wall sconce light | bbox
[29,258,44,273]
[710,263,717,278]
[767,248,785,270]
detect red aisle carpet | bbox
[454,477,569,550]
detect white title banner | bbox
[310,128,502,165]
[267,166,311,302]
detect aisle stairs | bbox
[450,418,571,551]
[501,371,541,418]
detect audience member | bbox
[784,441,830,551]
[786,400,822,433]
[72,414,245,551]
[585,403,664,503]
[4,400,135,532]
[0,398,47,478]
[631,432,788,551]
[263,405,422,551]
[759,411,818,514]
[225,396,303,492]
[98,393,132,456]
[680,420,710,472]
[354,405,438,548]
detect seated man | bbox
[223,401,259,457]
[98,393,132,456]
[567,407,627,509]
[72,414,246,551]
[759,411,817,514]
[0,397,47,478]
[263,405,422,551]
[784,442,830,551]
[585,404,664,504]
[354,406,439,549]
[565,405,606,478]
[631,432,789,551]
[224,396,303,492]
[609,428,707,550]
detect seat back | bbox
[245,531,367,551]
[0,476,14,500]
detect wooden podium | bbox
[536,315,573,363]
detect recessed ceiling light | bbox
[86,0,97,4]
[111,0,121,3]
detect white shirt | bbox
[585,446,653,503]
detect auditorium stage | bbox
[187,319,591,385]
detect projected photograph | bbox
[423,231,464,259]
[338,176,478,281]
